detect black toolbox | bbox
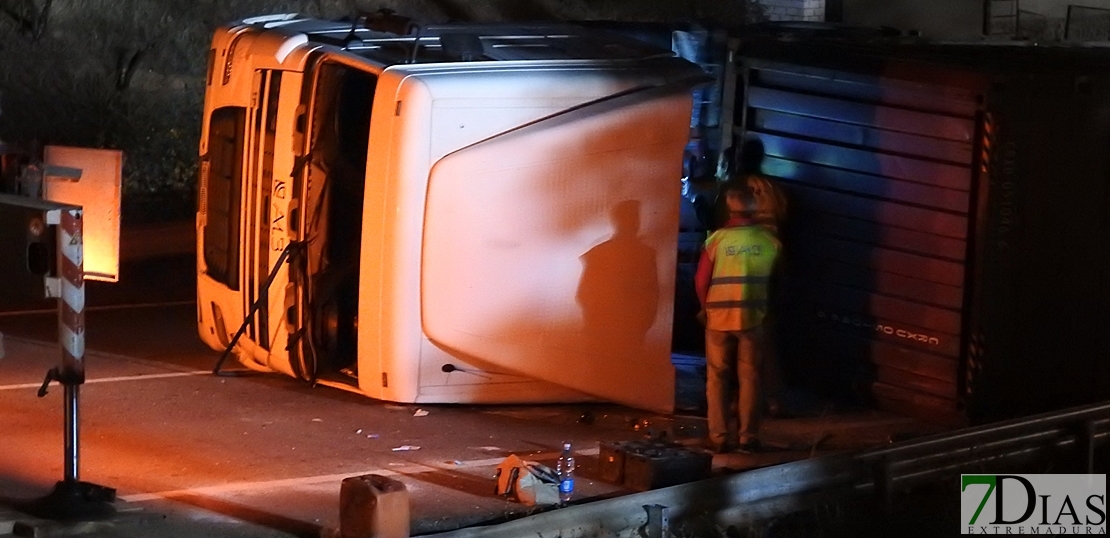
[598,440,712,491]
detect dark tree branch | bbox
[116,44,153,92]
[0,2,35,35]
[0,0,51,39]
[31,0,50,39]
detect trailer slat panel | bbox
[792,211,968,261]
[742,62,980,416]
[872,382,963,424]
[764,156,971,213]
[748,86,976,142]
[789,277,964,336]
[875,365,958,398]
[789,232,967,288]
[789,325,960,380]
[787,254,966,310]
[784,183,969,240]
[753,110,975,165]
[755,133,973,192]
[752,64,981,118]
[787,301,963,357]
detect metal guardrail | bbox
[860,401,1110,511]
[424,401,1110,537]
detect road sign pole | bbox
[25,205,115,520]
[58,207,85,483]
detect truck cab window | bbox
[203,106,246,291]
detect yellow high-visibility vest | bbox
[704,225,781,331]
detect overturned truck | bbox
[196,13,704,412]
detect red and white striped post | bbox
[28,203,116,520]
[6,174,116,519]
[57,207,85,483]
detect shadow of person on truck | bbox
[576,199,659,359]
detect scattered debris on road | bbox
[413,409,429,417]
[495,455,559,506]
[392,445,421,452]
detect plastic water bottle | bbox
[557,442,575,503]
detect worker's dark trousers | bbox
[705,325,764,445]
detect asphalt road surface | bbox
[0,254,932,537]
[0,256,673,536]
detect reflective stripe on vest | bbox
[704,226,780,331]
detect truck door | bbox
[289,54,380,382]
[421,85,696,414]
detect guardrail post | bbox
[1080,420,1096,474]
[873,457,893,514]
[643,504,668,538]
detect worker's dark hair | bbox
[712,178,757,227]
[719,179,756,209]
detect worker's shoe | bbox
[736,439,763,454]
[701,438,735,454]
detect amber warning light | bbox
[42,146,122,282]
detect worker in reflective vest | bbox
[695,179,781,453]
